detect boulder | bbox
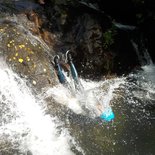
[0,18,58,91]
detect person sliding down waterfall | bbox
[65,50,84,93]
[53,51,83,93]
[53,55,67,84]
[53,51,114,122]
[65,51,115,122]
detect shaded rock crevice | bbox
[36,0,155,78]
[36,0,142,79]
[1,0,155,83]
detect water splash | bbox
[44,77,125,119]
[0,59,81,155]
[142,64,155,85]
[131,40,153,66]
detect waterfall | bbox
[142,64,155,85]
[0,56,154,155]
[0,58,82,155]
[113,22,136,31]
[131,39,153,66]
[131,38,155,86]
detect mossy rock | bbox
[0,20,58,91]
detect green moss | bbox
[103,26,117,49]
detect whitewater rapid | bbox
[0,59,83,155]
[0,58,126,155]
[1,56,155,155]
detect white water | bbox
[137,64,155,101]
[126,63,155,111]
[0,59,82,155]
[44,77,125,118]
[142,64,155,85]
[113,22,136,30]
[131,40,153,66]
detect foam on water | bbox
[80,78,125,117]
[0,59,81,155]
[131,64,155,102]
[142,64,155,85]
[45,77,125,118]
[45,84,84,114]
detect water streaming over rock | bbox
[0,55,155,154]
[131,39,153,66]
[0,58,83,155]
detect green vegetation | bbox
[103,26,117,49]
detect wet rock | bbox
[37,0,155,78]
[69,14,113,78]
[1,0,154,83]
[0,19,58,91]
[37,0,140,79]
[40,0,113,78]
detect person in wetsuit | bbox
[53,55,66,84]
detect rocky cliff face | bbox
[36,0,142,78]
[1,0,154,84]
[0,2,59,91]
[38,0,155,77]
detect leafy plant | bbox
[103,26,116,49]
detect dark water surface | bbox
[65,65,155,155]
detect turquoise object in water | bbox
[100,107,115,121]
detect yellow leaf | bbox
[18,58,23,63]
[26,56,30,61]
[7,44,11,48]
[15,53,18,56]
[15,46,18,50]
[19,45,22,49]
[10,40,14,44]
